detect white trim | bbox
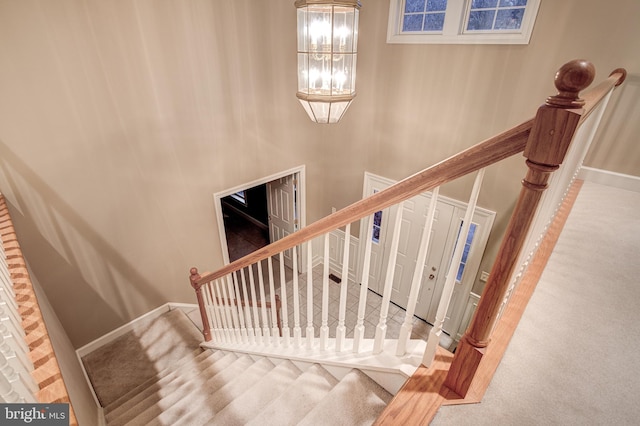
[200,337,427,395]
[213,165,307,265]
[387,0,540,45]
[360,172,495,337]
[578,167,640,193]
[76,304,173,358]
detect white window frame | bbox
[387,0,541,45]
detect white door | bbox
[267,175,298,268]
[361,173,494,335]
[394,195,455,323]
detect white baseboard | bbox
[579,167,640,193]
[76,304,172,358]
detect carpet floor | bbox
[433,181,640,424]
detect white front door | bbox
[267,175,298,268]
[361,173,494,335]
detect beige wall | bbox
[0,0,638,347]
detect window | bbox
[449,221,478,282]
[388,0,540,44]
[230,191,247,206]
[371,190,383,244]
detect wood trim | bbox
[0,195,79,425]
[445,178,584,404]
[374,178,583,423]
[374,346,455,425]
[199,118,535,284]
[198,66,620,286]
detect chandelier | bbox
[295,0,361,124]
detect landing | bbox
[81,309,203,407]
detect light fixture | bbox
[295,0,361,124]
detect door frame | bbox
[213,165,306,265]
[359,172,495,335]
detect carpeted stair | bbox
[82,309,392,425]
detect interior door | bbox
[267,175,298,268]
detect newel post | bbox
[444,60,595,397]
[190,267,212,342]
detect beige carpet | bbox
[433,181,640,424]
[82,308,203,407]
[84,308,392,425]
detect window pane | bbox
[402,14,424,31]
[471,0,498,8]
[467,10,496,30]
[495,8,525,29]
[499,0,527,6]
[453,222,477,282]
[426,0,447,12]
[372,210,383,244]
[405,0,426,13]
[424,13,445,31]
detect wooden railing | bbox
[0,195,78,424]
[190,60,625,414]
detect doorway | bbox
[214,166,306,266]
[360,173,495,335]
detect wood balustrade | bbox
[444,60,626,398]
[0,195,78,425]
[190,60,626,422]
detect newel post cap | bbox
[525,60,595,166]
[546,59,595,108]
[189,267,201,289]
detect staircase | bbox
[82,309,392,426]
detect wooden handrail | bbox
[444,60,627,398]
[0,195,78,424]
[197,65,623,287]
[197,119,533,285]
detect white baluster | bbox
[0,335,37,395]
[306,242,314,349]
[0,303,25,341]
[240,268,256,344]
[374,202,405,354]
[279,252,291,347]
[0,372,23,403]
[320,234,330,350]
[354,214,375,353]
[0,318,24,351]
[0,324,31,372]
[267,257,279,346]
[221,276,239,343]
[232,272,248,343]
[0,351,37,400]
[257,261,271,342]
[292,245,302,347]
[397,187,440,356]
[202,283,219,342]
[335,223,351,352]
[248,264,262,344]
[214,280,231,343]
[424,168,485,366]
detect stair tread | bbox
[107,352,241,425]
[204,359,303,426]
[123,356,276,426]
[246,363,340,426]
[104,348,213,414]
[297,369,392,426]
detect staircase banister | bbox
[579,68,627,124]
[197,118,534,285]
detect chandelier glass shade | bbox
[295,0,360,124]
